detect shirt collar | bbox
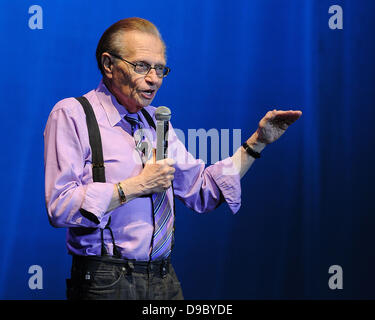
[95,79,139,127]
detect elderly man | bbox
[44,17,302,300]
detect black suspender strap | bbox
[141,108,156,131]
[75,96,121,258]
[75,96,106,183]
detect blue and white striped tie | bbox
[150,190,173,260]
[125,113,173,260]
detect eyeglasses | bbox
[109,52,170,78]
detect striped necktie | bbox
[124,112,173,260]
[124,113,143,148]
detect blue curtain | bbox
[0,0,374,299]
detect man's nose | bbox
[145,68,160,84]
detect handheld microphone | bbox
[155,106,171,161]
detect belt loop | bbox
[147,261,152,279]
[160,259,168,278]
[125,261,134,276]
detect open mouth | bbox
[140,89,156,99]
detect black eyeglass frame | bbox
[108,52,170,78]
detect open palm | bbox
[256,109,302,144]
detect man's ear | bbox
[101,53,113,79]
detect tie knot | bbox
[125,113,142,136]
[125,113,141,126]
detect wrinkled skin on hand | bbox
[256,109,302,144]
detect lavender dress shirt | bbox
[44,80,241,261]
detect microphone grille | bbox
[155,106,171,121]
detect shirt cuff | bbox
[206,157,242,214]
[80,182,114,222]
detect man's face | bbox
[108,31,166,113]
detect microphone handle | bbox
[156,120,169,160]
[163,121,169,159]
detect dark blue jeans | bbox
[66,255,184,300]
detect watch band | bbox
[116,182,127,204]
[242,142,261,159]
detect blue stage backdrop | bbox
[0,0,374,299]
